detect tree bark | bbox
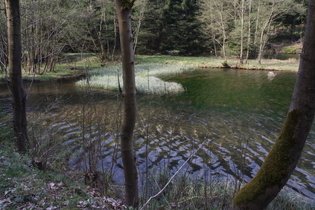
[215,1,227,60]
[115,0,139,207]
[245,0,252,63]
[5,0,28,153]
[253,0,261,49]
[133,0,146,53]
[232,0,315,209]
[239,0,245,64]
[257,0,274,64]
[97,2,106,61]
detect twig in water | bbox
[140,140,208,210]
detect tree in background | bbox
[137,0,206,55]
[199,0,233,59]
[272,0,306,43]
[132,0,147,53]
[115,0,139,207]
[69,0,119,61]
[160,0,206,55]
[21,0,80,74]
[1,0,308,65]
[1,0,121,75]
[5,0,28,153]
[136,0,165,54]
[232,0,315,208]
[0,1,7,73]
[199,0,306,61]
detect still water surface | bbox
[1,68,314,198]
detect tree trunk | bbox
[216,2,227,60]
[253,0,261,48]
[115,0,139,207]
[232,0,315,209]
[112,12,118,61]
[5,0,28,153]
[257,0,274,64]
[245,0,252,63]
[97,4,106,61]
[0,31,8,72]
[239,0,245,64]
[133,0,146,53]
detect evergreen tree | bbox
[136,0,165,54]
[138,0,206,55]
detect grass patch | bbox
[140,171,235,209]
[282,46,297,54]
[0,64,86,82]
[281,42,302,54]
[76,63,194,94]
[0,140,127,209]
[267,189,315,210]
[22,68,79,81]
[138,167,314,210]
[135,55,299,71]
[0,54,300,83]
[0,53,112,82]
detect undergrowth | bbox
[137,167,314,210]
[1,138,314,209]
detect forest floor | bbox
[0,141,127,209]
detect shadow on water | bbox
[1,68,314,199]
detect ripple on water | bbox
[1,69,313,199]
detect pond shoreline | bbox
[0,55,300,85]
[0,63,295,86]
[0,72,86,86]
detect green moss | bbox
[282,46,297,54]
[232,109,301,207]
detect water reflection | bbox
[0,68,314,199]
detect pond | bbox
[0,68,314,199]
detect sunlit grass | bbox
[76,64,194,94]
[135,55,299,71]
[0,53,106,82]
[0,54,299,83]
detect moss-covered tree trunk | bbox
[115,0,139,207]
[232,1,315,209]
[5,0,28,153]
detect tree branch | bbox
[140,140,209,210]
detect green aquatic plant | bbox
[76,64,193,94]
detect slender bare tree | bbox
[239,0,245,64]
[133,0,146,53]
[233,0,315,208]
[5,0,28,153]
[245,0,252,63]
[115,0,139,207]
